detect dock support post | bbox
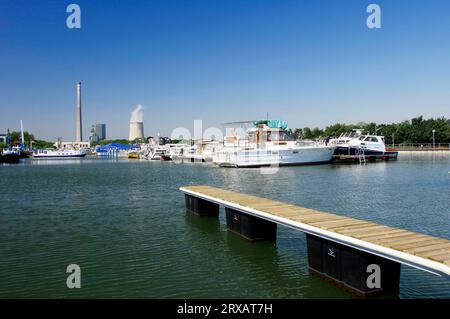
[306,234,401,296]
[185,194,219,217]
[225,208,277,241]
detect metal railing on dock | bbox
[387,143,450,151]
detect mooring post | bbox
[184,194,219,217]
[306,234,401,296]
[225,207,277,241]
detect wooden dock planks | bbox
[180,185,450,275]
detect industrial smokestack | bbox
[129,104,144,141]
[76,81,83,142]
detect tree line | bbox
[0,131,54,149]
[3,116,449,149]
[292,116,450,144]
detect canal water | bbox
[0,153,449,298]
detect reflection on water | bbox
[0,155,449,298]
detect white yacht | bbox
[33,149,87,159]
[180,140,221,162]
[212,120,336,167]
[148,146,169,160]
[331,129,386,156]
[166,143,188,161]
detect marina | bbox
[1,1,450,304]
[0,154,449,298]
[0,118,402,167]
[0,82,448,299]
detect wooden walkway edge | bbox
[180,185,450,278]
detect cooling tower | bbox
[129,122,144,141]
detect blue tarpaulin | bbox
[254,119,291,131]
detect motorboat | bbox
[148,145,169,160]
[165,144,187,161]
[128,152,140,159]
[212,120,336,167]
[180,141,221,163]
[331,129,386,156]
[0,149,20,164]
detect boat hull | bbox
[0,153,20,164]
[214,146,336,168]
[33,154,87,159]
[333,146,384,157]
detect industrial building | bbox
[95,124,106,140]
[59,81,90,150]
[89,124,106,143]
[129,105,144,141]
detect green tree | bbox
[292,116,450,145]
[302,127,313,139]
[32,140,55,149]
[293,128,303,139]
[93,139,132,146]
[323,123,351,137]
[10,131,35,146]
[311,127,323,138]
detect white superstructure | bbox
[33,149,87,159]
[330,129,387,156]
[212,120,335,167]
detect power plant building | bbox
[59,81,90,150]
[76,82,82,142]
[89,124,106,143]
[95,124,106,140]
[129,122,144,141]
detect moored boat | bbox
[128,152,140,159]
[33,149,87,159]
[0,149,21,164]
[330,129,398,161]
[212,120,336,167]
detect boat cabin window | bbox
[364,136,379,142]
[266,130,295,142]
[248,128,295,143]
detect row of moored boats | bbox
[1,120,397,166]
[127,120,397,167]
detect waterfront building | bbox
[95,124,106,140]
[89,126,99,143]
[54,141,90,150]
[89,124,106,143]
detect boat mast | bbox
[20,120,25,149]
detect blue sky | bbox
[1,0,449,140]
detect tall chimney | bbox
[76,81,82,142]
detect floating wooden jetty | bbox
[332,151,398,163]
[180,185,450,296]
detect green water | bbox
[1,154,449,298]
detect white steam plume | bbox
[130,104,144,123]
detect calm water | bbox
[1,153,449,298]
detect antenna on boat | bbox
[221,120,257,125]
[375,127,382,135]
